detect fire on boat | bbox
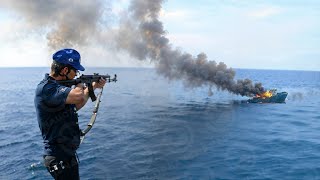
[248,89,288,103]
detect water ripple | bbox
[1,68,320,179]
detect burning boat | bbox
[248,89,288,103]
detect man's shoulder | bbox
[40,80,71,99]
[36,76,59,96]
[42,82,58,96]
[36,74,53,88]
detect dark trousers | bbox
[44,155,80,180]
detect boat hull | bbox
[248,92,288,103]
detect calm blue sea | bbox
[0,67,319,180]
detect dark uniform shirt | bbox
[34,74,81,159]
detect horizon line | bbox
[0,66,319,72]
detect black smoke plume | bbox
[1,0,265,96]
[0,0,107,49]
[115,0,265,96]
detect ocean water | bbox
[0,67,319,180]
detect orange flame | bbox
[256,90,273,99]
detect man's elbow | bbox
[66,92,85,104]
[74,93,85,104]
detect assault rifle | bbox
[57,73,117,101]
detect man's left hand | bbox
[93,78,106,89]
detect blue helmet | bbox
[52,48,85,71]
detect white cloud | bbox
[0,14,50,67]
[247,6,283,19]
[0,40,50,67]
[160,9,189,19]
[79,44,153,68]
[111,0,130,16]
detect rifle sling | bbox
[80,88,103,144]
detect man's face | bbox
[67,68,79,80]
[60,67,79,80]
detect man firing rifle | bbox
[34,48,115,179]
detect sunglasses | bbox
[70,67,80,76]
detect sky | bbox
[0,0,319,71]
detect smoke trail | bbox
[0,0,108,50]
[1,0,265,96]
[115,0,265,96]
